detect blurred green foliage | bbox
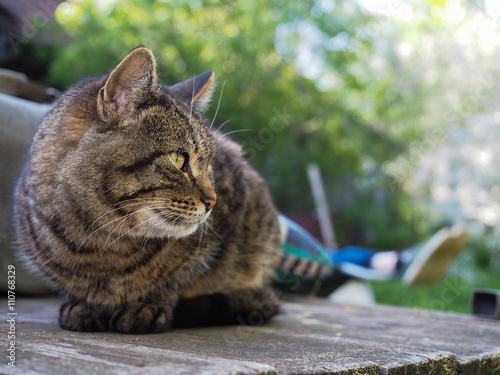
[31,0,492,252]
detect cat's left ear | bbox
[169,71,215,112]
[97,47,157,122]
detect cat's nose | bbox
[201,195,216,212]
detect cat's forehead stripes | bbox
[140,101,215,156]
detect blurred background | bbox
[1,0,499,312]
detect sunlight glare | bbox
[356,0,413,21]
[485,0,500,20]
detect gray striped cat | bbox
[13,47,280,333]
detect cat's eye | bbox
[170,151,188,171]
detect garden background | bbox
[2,0,499,312]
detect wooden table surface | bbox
[1,296,499,374]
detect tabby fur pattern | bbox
[13,47,280,333]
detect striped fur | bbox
[13,48,280,333]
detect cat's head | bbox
[61,47,218,240]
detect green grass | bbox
[370,251,500,314]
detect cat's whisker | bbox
[80,214,131,249]
[97,203,165,238]
[203,220,223,242]
[199,101,214,119]
[195,223,214,271]
[107,211,141,245]
[104,211,145,249]
[81,200,170,245]
[197,222,212,238]
[141,225,159,247]
[105,205,190,251]
[80,198,169,242]
[149,210,180,233]
[197,225,205,248]
[208,79,226,130]
[103,214,162,252]
[139,209,184,239]
[118,202,170,225]
[103,204,168,248]
[165,212,185,229]
[215,118,237,134]
[158,210,198,239]
[141,218,165,248]
[154,211,187,242]
[114,197,171,206]
[215,129,254,141]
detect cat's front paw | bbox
[59,300,108,332]
[110,303,172,334]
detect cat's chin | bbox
[147,210,210,239]
[140,221,200,239]
[162,223,201,239]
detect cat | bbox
[13,47,281,334]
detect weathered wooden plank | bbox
[282,298,500,374]
[1,297,499,375]
[283,297,500,374]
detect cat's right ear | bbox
[97,47,157,123]
[169,71,215,113]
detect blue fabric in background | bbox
[330,246,375,267]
